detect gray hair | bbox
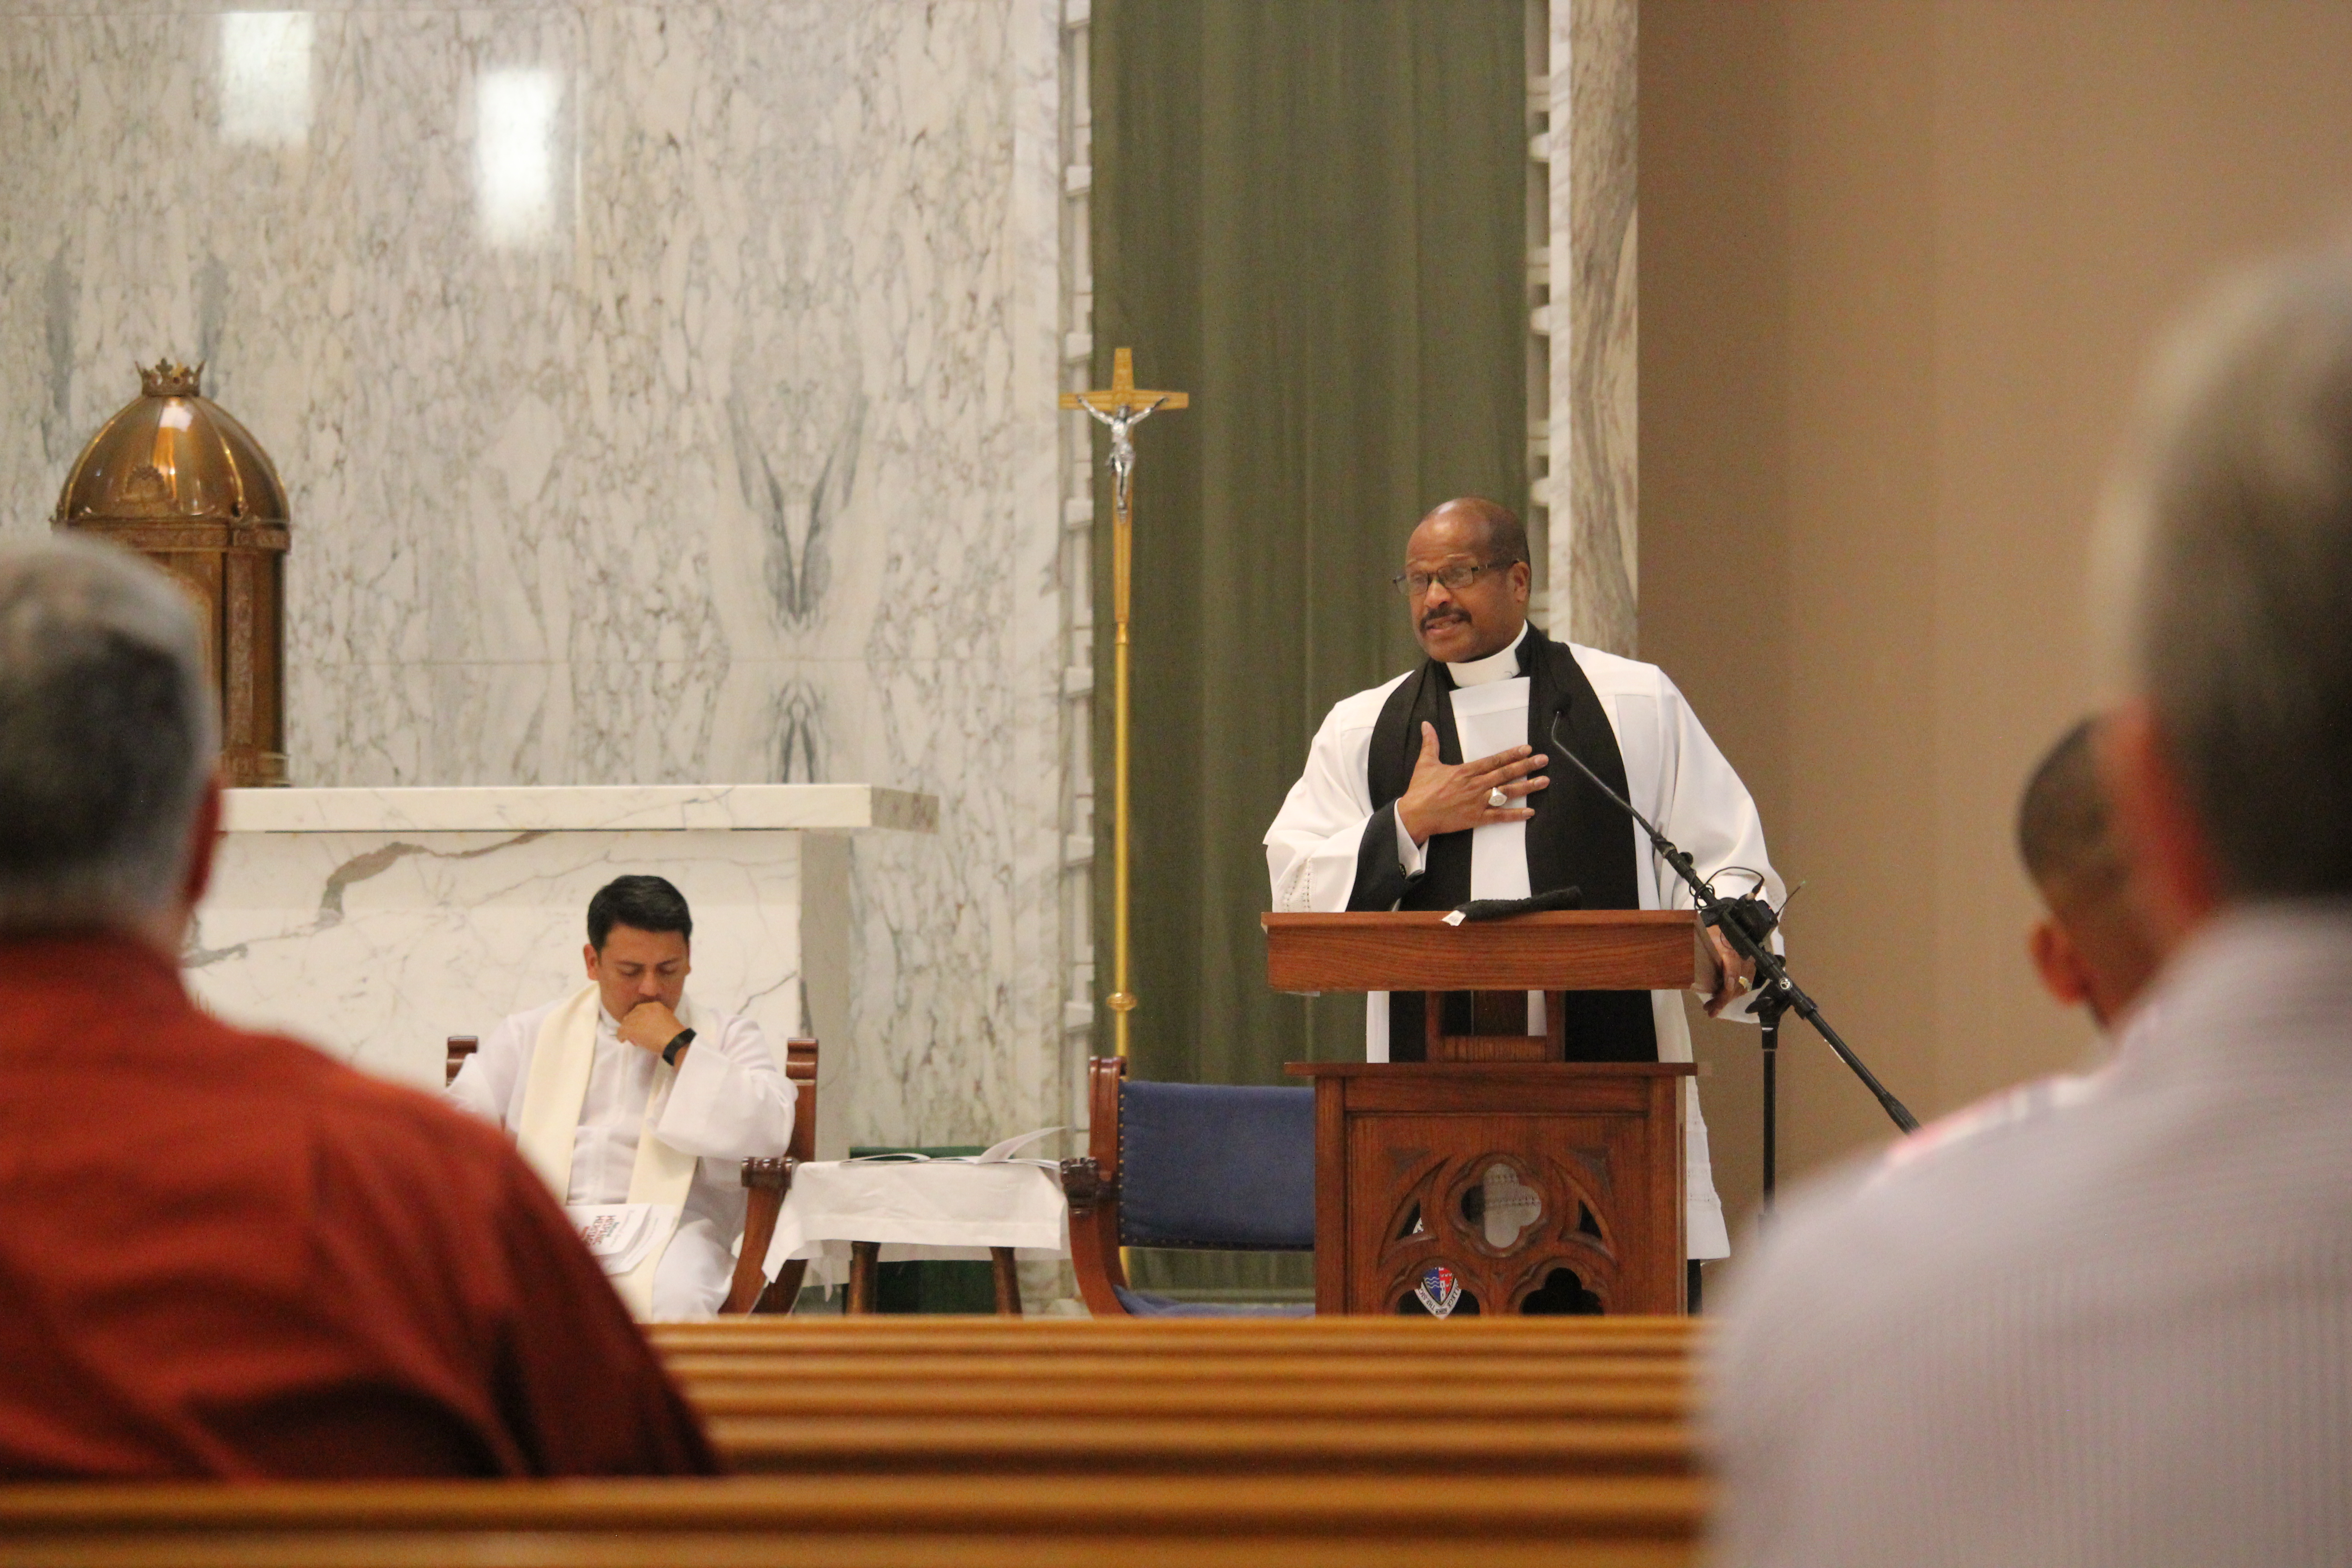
[2099,251,2352,896]
[0,535,216,932]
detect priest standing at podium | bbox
[1264,497,1781,1263]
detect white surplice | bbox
[449,996,794,1317]
[1262,626,1781,1259]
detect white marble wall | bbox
[0,0,1071,1151]
[195,826,832,1097]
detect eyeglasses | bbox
[1392,561,1510,598]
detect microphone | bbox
[1444,885,1584,926]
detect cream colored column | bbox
[1548,0,1640,656]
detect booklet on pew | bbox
[848,1127,1065,1168]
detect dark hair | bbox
[1420,496,1530,566]
[2016,718,2125,902]
[587,875,693,950]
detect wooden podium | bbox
[1268,911,1699,1316]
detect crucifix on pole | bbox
[1063,347,1188,1059]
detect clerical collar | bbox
[1446,622,1529,688]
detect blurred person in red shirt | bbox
[0,535,715,1480]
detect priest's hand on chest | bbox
[617,1000,687,1056]
[1395,721,1550,846]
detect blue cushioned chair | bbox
[1061,1056,1316,1317]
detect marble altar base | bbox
[186,785,933,1146]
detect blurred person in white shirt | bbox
[1713,250,2352,1567]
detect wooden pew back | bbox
[0,1475,1705,1568]
[649,1313,1701,1481]
[0,1315,1708,1561]
[650,1314,1703,1355]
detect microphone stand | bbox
[1548,718,1918,1212]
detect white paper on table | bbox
[566,1203,679,1277]
[1447,676,1546,1035]
[974,1126,1064,1163]
[845,1127,1064,1167]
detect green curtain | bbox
[1091,0,1529,1101]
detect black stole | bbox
[1349,625,1658,1063]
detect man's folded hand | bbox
[617,1000,686,1054]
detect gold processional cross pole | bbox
[1063,348,1188,1058]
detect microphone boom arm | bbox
[1548,716,1918,1135]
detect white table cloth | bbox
[760,1160,1070,1286]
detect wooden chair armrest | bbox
[1059,1156,1117,1215]
[1067,1058,1130,1315]
[722,1157,797,1315]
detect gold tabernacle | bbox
[53,361,292,788]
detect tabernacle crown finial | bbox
[137,359,204,398]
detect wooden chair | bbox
[722,1037,818,1314]
[1061,1056,1316,1316]
[444,1035,479,1086]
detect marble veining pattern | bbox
[2,0,1069,1152]
[222,782,939,833]
[1551,0,1638,657]
[188,825,823,1100]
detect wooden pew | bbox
[650,1318,1699,1394]
[676,1376,1689,1423]
[661,1349,1687,1385]
[0,1316,1709,1559]
[0,1475,1707,1567]
[649,1315,1704,1358]
[680,1387,1695,1478]
[701,1411,1691,1477]
[651,1313,1700,1478]
[649,1316,1712,1344]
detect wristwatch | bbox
[661,1028,696,1068]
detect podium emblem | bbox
[1416,1264,1462,1318]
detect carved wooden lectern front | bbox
[1269,911,1698,1316]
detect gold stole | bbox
[515,983,699,1318]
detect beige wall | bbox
[1641,0,2352,1245]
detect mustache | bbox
[1420,610,1469,631]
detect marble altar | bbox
[188,784,935,1159]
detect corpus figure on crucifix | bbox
[1075,386,1164,515]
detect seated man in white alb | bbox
[450,875,793,1319]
